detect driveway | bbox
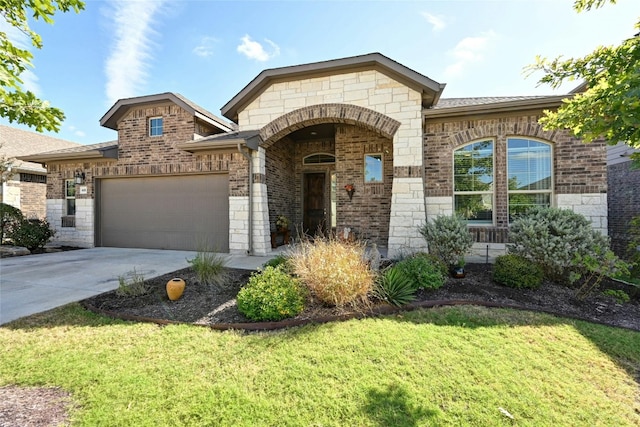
[0,247,271,325]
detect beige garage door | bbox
[97,174,229,251]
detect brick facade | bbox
[424,112,608,245]
[44,103,245,247]
[608,160,640,256]
[334,125,393,245]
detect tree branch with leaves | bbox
[526,0,639,160]
[0,0,84,132]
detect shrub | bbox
[508,207,628,298]
[602,289,630,304]
[116,268,148,297]
[394,254,446,291]
[0,203,23,244]
[493,254,544,290]
[419,214,473,266]
[627,216,640,279]
[373,266,416,307]
[187,250,228,287]
[263,254,292,273]
[8,218,55,251]
[289,237,374,308]
[236,266,306,321]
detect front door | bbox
[304,173,326,235]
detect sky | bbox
[1,0,638,145]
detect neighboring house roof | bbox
[221,52,447,123]
[0,125,81,174]
[425,95,569,118]
[18,141,118,164]
[100,92,237,132]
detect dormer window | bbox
[149,117,163,137]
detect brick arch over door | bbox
[260,104,401,148]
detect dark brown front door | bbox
[304,173,326,235]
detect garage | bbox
[96,174,229,251]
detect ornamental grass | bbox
[289,237,374,308]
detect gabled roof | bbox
[424,95,569,118]
[18,141,118,164]
[100,92,236,132]
[0,125,81,173]
[221,52,447,123]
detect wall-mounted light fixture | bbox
[74,170,86,185]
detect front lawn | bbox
[1,304,639,426]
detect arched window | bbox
[303,153,335,165]
[507,138,552,219]
[453,140,494,224]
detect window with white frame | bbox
[453,140,494,224]
[303,153,335,164]
[65,179,76,216]
[149,117,163,137]
[364,154,383,183]
[507,138,552,220]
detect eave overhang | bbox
[221,53,446,123]
[424,95,569,119]
[176,131,262,153]
[18,144,119,165]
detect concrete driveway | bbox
[0,247,271,325]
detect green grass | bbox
[1,305,639,426]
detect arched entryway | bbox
[260,104,399,247]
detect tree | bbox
[527,0,639,160]
[0,0,84,132]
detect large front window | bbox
[453,140,494,224]
[507,138,552,219]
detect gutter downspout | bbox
[237,143,253,255]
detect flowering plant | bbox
[276,215,290,230]
[344,184,354,192]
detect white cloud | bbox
[68,125,86,138]
[421,12,446,32]
[237,35,280,62]
[193,36,219,58]
[104,0,168,105]
[444,30,498,79]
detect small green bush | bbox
[187,250,228,287]
[289,237,374,308]
[8,218,55,250]
[263,254,292,273]
[0,203,23,243]
[419,214,473,266]
[237,266,306,321]
[116,268,148,297]
[394,254,446,290]
[374,267,416,307]
[493,254,544,290]
[602,289,630,304]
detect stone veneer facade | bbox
[424,112,608,257]
[235,69,425,257]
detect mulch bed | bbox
[81,263,640,332]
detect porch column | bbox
[388,128,427,258]
[252,147,272,255]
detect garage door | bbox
[97,174,229,251]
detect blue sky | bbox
[2,0,638,144]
